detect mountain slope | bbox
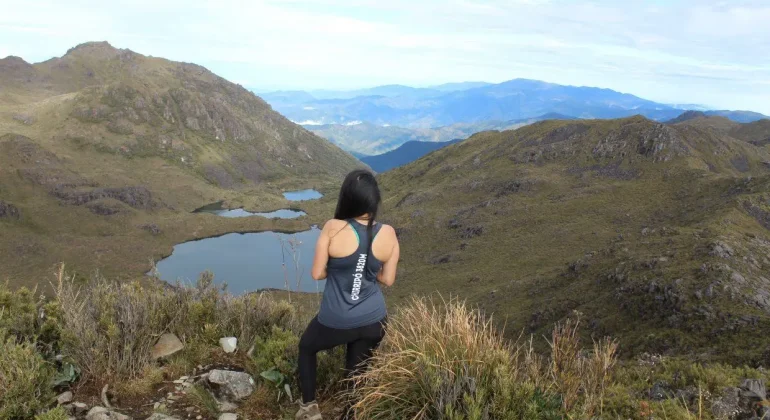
[362,139,463,172]
[0,42,362,287]
[378,116,770,362]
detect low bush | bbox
[0,332,55,419]
[351,297,618,419]
[54,268,299,381]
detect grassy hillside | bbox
[377,116,770,362]
[0,42,362,288]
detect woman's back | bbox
[317,219,397,329]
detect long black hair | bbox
[334,169,381,255]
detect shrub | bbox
[351,297,619,420]
[0,332,55,419]
[34,407,69,420]
[54,266,298,381]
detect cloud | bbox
[1,0,768,113]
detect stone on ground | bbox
[151,333,184,359]
[218,414,238,420]
[206,369,255,401]
[146,414,180,420]
[57,390,74,405]
[86,406,132,420]
[219,337,237,353]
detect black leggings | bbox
[298,316,387,403]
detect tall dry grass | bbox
[351,297,618,420]
[54,265,297,381]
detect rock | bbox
[649,381,671,401]
[711,387,743,419]
[674,386,700,405]
[0,201,20,219]
[141,223,162,235]
[219,401,238,412]
[146,414,180,420]
[711,242,735,259]
[460,225,484,239]
[57,391,74,405]
[86,406,131,420]
[151,333,184,359]
[218,414,238,420]
[219,337,237,353]
[740,379,766,401]
[207,369,255,402]
[73,402,89,415]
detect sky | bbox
[1,0,769,114]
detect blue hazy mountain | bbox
[259,79,767,128]
[310,113,576,155]
[362,139,464,172]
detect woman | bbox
[296,169,400,420]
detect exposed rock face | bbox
[141,223,162,235]
[0,201,20,219]
[51,186,156,209]
[206,370,255,402]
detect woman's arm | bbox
[311,221,333,280]
[376,225,400,287]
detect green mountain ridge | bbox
[0,41,361,287]
[378,115,770,362]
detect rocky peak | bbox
[65,41,120,56]
[0,55,32,68]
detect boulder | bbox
[86,406,131,420]
[740,378,766,401]
[218,414,238,420]
[206,369,255,402]
[151,333,184,360]
[57,391,74,405]
[219,337,237,353]
[711,387,745,419]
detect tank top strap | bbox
[346,220,381,252]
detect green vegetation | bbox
[0,42,363,289]
[2,273,769,418]
[378,116,770,362]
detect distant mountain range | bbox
[310,113,575,155]
[259,79,768,129]
[362,139,464,173]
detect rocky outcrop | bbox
[0,201,20,219]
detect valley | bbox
[0,42,361,288]
[2,43,770,365]
[377,116,770,362]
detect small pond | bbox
[194,202,306,219]
[283,189,323,201]
[153,227,323,295]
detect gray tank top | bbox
[317,220,387,329]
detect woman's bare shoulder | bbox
[323,219,350,233]
[378,223,397,237]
